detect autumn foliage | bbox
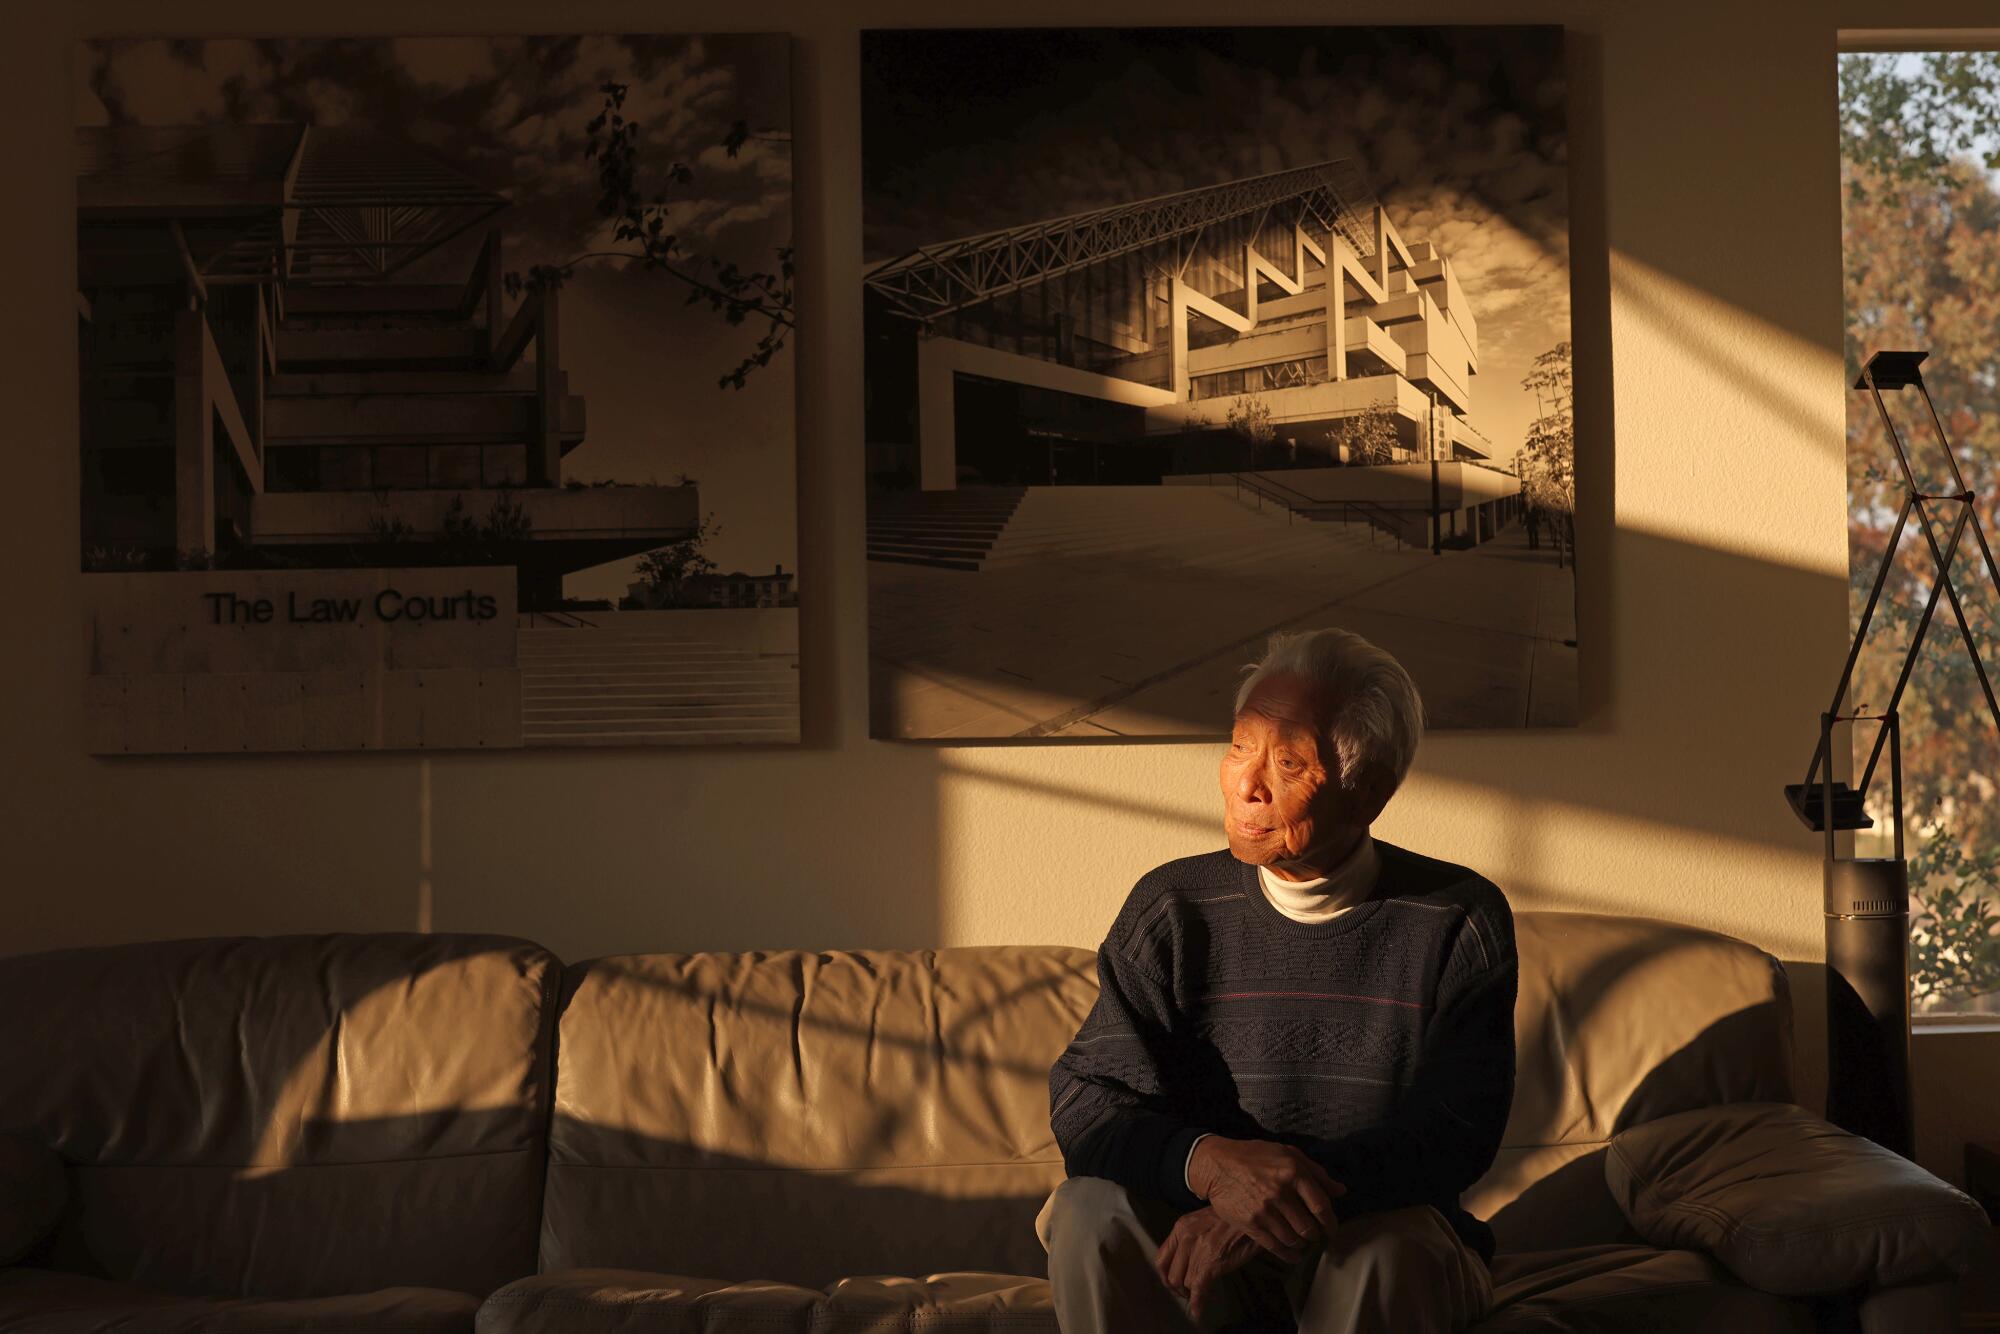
[1841,53,2000,1008]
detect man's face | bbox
[1220,672,1362,870]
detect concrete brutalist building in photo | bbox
[73,122,808,754]
[864,159,1521,559]
[862,160,1572,738]
[76,122,697,605]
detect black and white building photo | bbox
[863,26,1575,739]
[76,35,799,752]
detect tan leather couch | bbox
[0,913,1985,1332]
[0,933,559,1332]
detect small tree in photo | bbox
[634,512,721,608]
[436,492,536,565]
[1334,401,1400,466]
[1520,341,1575,566]
[1225,395,1277,471]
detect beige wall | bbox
[5,0,1998,1186]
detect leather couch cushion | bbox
[0,1136,64,1264]
[0,1268,479,1333]
[1467,913,1794,1254]
[1603,1102,1990,1295]
[1472,1244,1816,1332]
[543,947,1097,1286]
[476,1270,1055,1334]
[0,934,559,1298]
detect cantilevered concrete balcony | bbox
[1185,316,1410,396]
[1345,317,1409,377]
[1187,320,1329,377]
[1147,369,1425,436]
[265,370,586,454]
[250,484,698,575]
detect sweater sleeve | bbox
[1301,906,1517,1220]
[1049,936,1209,1211]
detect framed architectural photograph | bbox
[77,35,798,752]
[862,26,1575,738]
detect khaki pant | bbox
[1037,1177,1493,1334]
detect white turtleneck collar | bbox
[1257,834,1380,924]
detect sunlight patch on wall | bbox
[934,746,1220,946]
[1390,767,1824,962]
[931,743,1824,964]
[1609,252,1846,575]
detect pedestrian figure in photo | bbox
[1524,504,1541,550]
[1041,629,1514,1334]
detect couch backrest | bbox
[1467,911,1794,1252]
[543,947,1097,1286]
[544,911,1791,1280]
[0,933,558,1299]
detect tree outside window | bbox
[1840,51,2000,1014]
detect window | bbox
[1840,51,2000,1017]
[94,446,173,498]
[1263,356,1327,391]
[483,444,529,487]
[317,446,372,491]
[430,445,482,490]
[1191,368,1247,401]
[373,446,428,491]
[1190,356,1330,401]
[265,446,317,493]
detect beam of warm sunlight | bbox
[243,967,525,1174]
[935,750,1825,964]
[1609,252,1847,574]
[1390,770,1824,962]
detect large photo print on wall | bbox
[78,35,798,753]
[863,26,1575,739]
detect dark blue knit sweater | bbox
[1049,842,1517,1263]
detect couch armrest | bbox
[0,1134,65,1264]
[1603,1101,1986,1297]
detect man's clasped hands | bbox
[1156,1136,1349,1321]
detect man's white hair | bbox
[1233,628,1425,791]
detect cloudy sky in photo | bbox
[863,27,1568,462]
[78,35,795,597]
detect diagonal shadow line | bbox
[1607,252,1842,457]
[1012,549,1456,739]
[571,952,1097,1083]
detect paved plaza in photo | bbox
[869,488,1575,738]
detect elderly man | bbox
[1040,628,1516,1334]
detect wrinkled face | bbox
[1220,673,1366,873]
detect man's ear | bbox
[1350,761,1398,824]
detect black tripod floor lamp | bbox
[1785,349,2000,1158]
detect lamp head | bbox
[1857,350,1927,391]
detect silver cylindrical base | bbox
[1824,858,1913,1158]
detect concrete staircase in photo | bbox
[516,625,799,747]
[979,485,1385,572]
[866,487,1026,571]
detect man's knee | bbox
[1309,1205,1489,1329]
[1325,1206,1465,1282]
[1038,1175,1142,1254]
